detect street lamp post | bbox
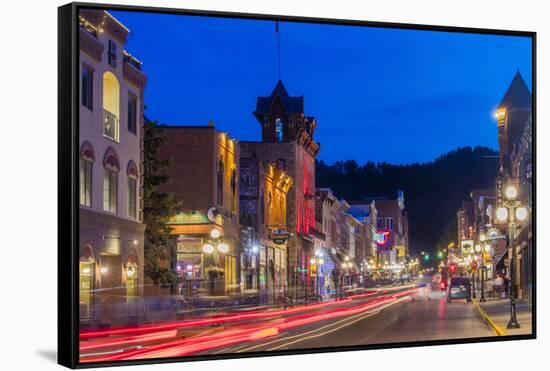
[310,252,325,303]
[496,183,528,329]
[479,263,485,302]
[471,269,476,299]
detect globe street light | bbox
[505,185,518,200]
[210,228,221,239]
[496,183,526,329]
[203,243,215,254]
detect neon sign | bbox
[374,230,390,247]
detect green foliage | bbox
[143,118,180,286]
[316,146,498,256]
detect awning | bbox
[494,248,509,270]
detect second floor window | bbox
[81,66,93,110]
[230,168,237,213]
[127,176,137,219]
[385,217,394,231]
[103,168,118,214]
[260,188,265,225]
[217,159,224,206]
[128,94,137,134]
[80,158,92,207]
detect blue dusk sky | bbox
[111,10,532,164]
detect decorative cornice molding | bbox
[123,61,147,89]
[79,28,104,62]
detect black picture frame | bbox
[58,2,536,368]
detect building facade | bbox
[157,126,240,297]
[371,192,409,271]
[494,71,533,301]
[348,200,378,278]
[239,157,293,303]
[78,10,147,325]
[457,199,475,258]
[240,80,321,299]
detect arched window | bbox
[275,118,283,142]
[79,244,95,319]
[217,158,224,206]
[127,160,138,219]
[103,71,120,142]
[230,167,237,213]
[79,141,95,207]
[103,147,120,214]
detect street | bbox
[79,279,495,363]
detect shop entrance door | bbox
[126,266,137,298]
[79,261,94,319]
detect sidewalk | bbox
[473,297,533,336]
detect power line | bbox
[276,20,281,80]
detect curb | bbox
[472,299,508,336]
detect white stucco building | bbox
[78,9,147,324]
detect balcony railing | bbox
[103,109,119,142]
[123,51,143,71]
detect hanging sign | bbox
[271,229,291,245]
[487,228,506,241]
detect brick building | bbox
[370,191,409,268]
[157,125,240,296]
[457,198,475,257]
[241,80,321,298]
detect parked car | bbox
[447,276,472,302]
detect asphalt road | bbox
[205,282,494,354]
[79,281,495,362]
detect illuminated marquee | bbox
[166,211,223,225]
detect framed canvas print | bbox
[58,2,536,368]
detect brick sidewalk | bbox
[475,297,533,336]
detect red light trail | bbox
[80,288,417,363]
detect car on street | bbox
[447,276,472,302]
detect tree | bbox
[143,118,180,287]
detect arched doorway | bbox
[102,71,120,141]
[126,253,139,298]
[79,245,95,319]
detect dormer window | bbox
[275,118,283,142]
